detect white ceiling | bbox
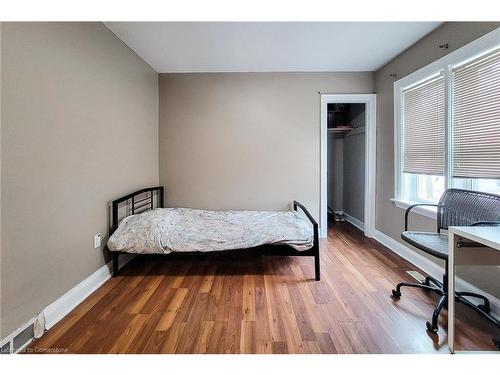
[104,22,442,73]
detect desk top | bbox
[449,226,500,251]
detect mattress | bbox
[107,207,314,254]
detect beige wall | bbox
[374,22,500,295]
[159,72,373,221]
[0,22,159,339]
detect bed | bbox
[108,186,320,280]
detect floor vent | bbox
[406,270,426,283]
[0,342,10,354]
[13,324,34,353]
[0,322,34,354]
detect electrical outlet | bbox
[94,233,101,249]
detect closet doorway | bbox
[320,94,376,239]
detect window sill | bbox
[391,198,437,220]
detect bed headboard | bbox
[110,186,164,235]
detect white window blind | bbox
[452,48,500,179]
[402,74,445,176]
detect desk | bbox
[448,226,500,353]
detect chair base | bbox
[392,274,499,335]
[426,320,438,334]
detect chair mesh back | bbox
[438,188,500,230]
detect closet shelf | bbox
[328,126,353,133]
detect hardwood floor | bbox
[27,222,498,354]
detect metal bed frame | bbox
[109,186,320,281]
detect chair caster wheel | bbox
[391,289,401,299]
[426,321,438,334]
[478,304,491,314]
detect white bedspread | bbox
[107,207,314,254]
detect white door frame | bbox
[320,94,377,238]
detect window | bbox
[395,28,500,205]
[400,74,446,203]
[452,48,500,179]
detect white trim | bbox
[320,93,376,239]
[373,229,500,320]
[394,27,500,202]
[343,212,365,232]
[320,96,328,239]
[44,253,134,329]
[0,253,134,353]
[390,198,437,220]
[332,210,365,232]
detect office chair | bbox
[391,188,500,334]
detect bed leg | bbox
[112,252,119,277]
[314,251,320,281]
[313,221,320,281]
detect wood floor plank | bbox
[93,314,136,354]
[263,274,287,343]
[256,341,273,354]
[126,311,165,353]
[155,288,189,331]
[242,274,256,321]
[316,332,338,354]
[26,222,499,354]
[202,270,224,322]
[192,321,215,353]
[271,341,289,354]
[161,323,186,353]
[142,330,170,354]
[206,321,227,354]
[140,278,176,315]
[224,274,244,353]
[287,283,316,342]
[240,321,256,354]
[127,274,165,314]
[108,314,150,353]
[272,278,307,353]
[254,272,271,343]
[199,265,216,293]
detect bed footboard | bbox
[293,201,320,281]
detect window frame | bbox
[394,27,500,213]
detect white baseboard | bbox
[0,253,134,353]
[333,210,365,232]
[373,229,500,320]
[343,212,365,232]
[44,253,134,329]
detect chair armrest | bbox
[470,221,500,227]
[404,204,439,231]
